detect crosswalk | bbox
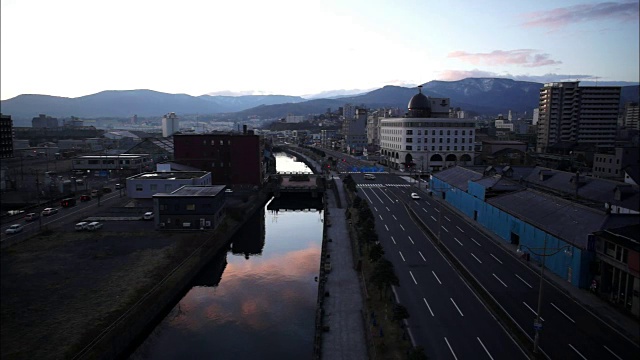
[357,183,411,188]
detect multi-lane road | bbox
[351,171,638,360]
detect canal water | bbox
[130,153,322,359]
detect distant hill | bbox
[2,79,638,121]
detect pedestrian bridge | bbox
[268,173,326,198]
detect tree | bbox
[369,243,385,262]
[392,304,410,322]
[407,346,429,360]
[370,259,399,299]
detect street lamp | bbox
[516,240,573,354]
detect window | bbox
[447,146,450,151]
[447,138,450,143]
[454,130,458,135]
[136,184,143,192]
[417,138,421,143]
[439,146,442,150]
[432,146,435,151]
[417,146,421,150]
[186,204,196,211]
[406,138,413,143]
[406,145,413,150]
[406,130,413,135]
[432,130,436,135]
[454,138,458,143]
[462,138,465,143]
[220,140,223,145]
[150,184,158,191]
[462,130,466,135]
[417,130,422,135]
[454,146,457,151]
[447,130,450,135]
[211,140,215,145]
[160,204,167,210]
[439,138,443,143]
[439,130,443,135]
[165,184,172,191]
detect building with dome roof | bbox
[379,86,476,171]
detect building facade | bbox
[536,82,621,153]
[126,171,212,199]
[173,132,265,186]
[622,102,639,130]
[153,185,227,231]
[592,146,639,181]
[32,114,59,128]
[0,113,13,159]
[341,108,368,154]
[162,112,179,138]
[380,87,475,171]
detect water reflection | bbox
[274,152,313,174]
[131,201,323,360]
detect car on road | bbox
[115,183,124,189]
[364,173,376,180]
[80,194,91,202]
[25,213,39,222]
[41,208,58,216]
[410,192,421,200]
[143,212,154,220]
[5,224,25,234]
[86,222,103,231]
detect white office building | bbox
[380,87,475,172]
[162,112,179,137]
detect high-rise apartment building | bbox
[343,103,357,120]
[623,102,639,130]
[32,114,58,128]
[536,82,621,153]
[341,108,368,153]
[0,113,14,159]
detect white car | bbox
[5,224,24,234]
[41,208,58,216]
[143,212,154,220]
[411,193,421,200]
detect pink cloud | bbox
[447,49,561,67]
[522,1,639,29]
[437,69,501,81]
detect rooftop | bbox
[129,171,209,181]
[154,185,226,197]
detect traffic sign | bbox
[533,321,543,331]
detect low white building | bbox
[126,171,212,199]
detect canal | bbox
[130,152,323,359]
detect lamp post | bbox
[516,240,573,354]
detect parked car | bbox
[5,224,24,234]
[41,208,58,216]
[410,193,421,200]
[75,222,89,231]
[143,212,154,220]
[80,194,91,202]
[115,183,124,189]
[91,189,100,197]
[25,213,39,222]
[86,222,103,231]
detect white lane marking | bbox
[493,273,508,287]
[408,236,414,244]
[515,274,533,288]
[444,216,451,222]
[456,226,464,232]
[568,344,587,360]
[432,271,442,284]
[386,207,390,212]
[434,208,440,213]
[361,188,374,203]
[422,208,428,213]
[424,200,430,205]
[454,237,463,246]
[374,207,378,212]
[477,337,494,360]
[471,253,482,263]
[399,251,406,262]
[418,251,426,261]
[400,224,405,231]
[522,302,545,321]
[379,215,384,220]
[390,236,396,244]
[423,298,435,316]
[409,270,417,284]
[441,226,449,233]
[471,238,481,246]
[603,345,623,360]
[430,216,437,221]
[489,253,503,264]
[385,225,389,231]
[450,298,464,316]
[551,302,575,323]
[371,188,385,204]
[444,338,458,360]
[392,215,397,220]
[380,188,395,201]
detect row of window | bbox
[405,145,473,151]
[405,137,473,144]
[204,140,232,146]
[594,156,620,164]
[605,241,629,264]
[594,167,620,175]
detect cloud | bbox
[522,1,639,29]
[447,49,561,67]
[436,69,596,83]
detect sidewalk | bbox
[413,183,640,346]
[320,173,368,360]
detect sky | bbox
[1,0,638,100]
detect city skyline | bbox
[1,0,638,101]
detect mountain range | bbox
[1,78,638,121]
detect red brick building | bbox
[173,133,265,186]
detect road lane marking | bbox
[434,208,440,213]
[444,338,458,360]
[603,345,622,360]
[418,251,426,261]
[522,302,545,321]
[477,337,494,360]
[515,274,532,288]
[430,216,437,221]
[423,298,435,316]
[385,225,389,231]
[409,270,417,284]
[456,225,464,232]
[399,251,406,262]
[374,207,378,212]
[371,189,385,204]
[432,271,442,284]
[489,253,503,264]
[362,189,374,204]
[471,238,481,246]
[444,216,451,222]
[379,215,384,220]
[441,226,449,233]
[471,253,482,263]
[392,215,397,220]
[568,344,587,360]
[424,200,430,205]
[422,208,428,213]
[380,189,395,202]
[493,273,508,287]
[400,224,405,231]
[408,236,414,244]
[551,303,575,323]
[450,298,464,316]
[390,236,396,244]
[386,207,390,212]
[454,237,463,246]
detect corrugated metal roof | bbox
[432,166,483,191]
